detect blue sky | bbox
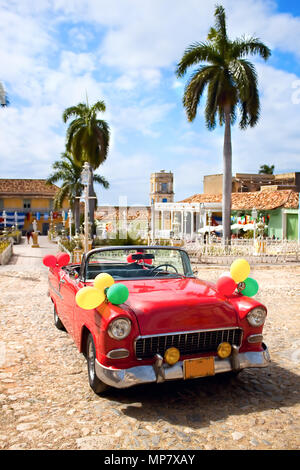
[0,0,300,205]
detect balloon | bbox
[43,254,57,268]
[216,275,237,296]
[75,286,106,310]
[56,252,70,267]
[230,259,250,283]
[94,273,115,291]
[241,277,259,297]
[107,283,129,305]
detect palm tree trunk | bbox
[222,105,232,246]
[74,198,80,232]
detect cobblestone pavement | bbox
[0,244,299,450]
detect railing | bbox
[57,239,73,263]
[183,239,300,265]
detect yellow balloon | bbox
[230,258,250,283]
[94,273,115,291]
[75,286,106,310]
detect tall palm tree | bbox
[62,100,110,224]
[176,5,271,243]
[47,152,109,231]
[259,164,275,174]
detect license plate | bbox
[183,357,215,379]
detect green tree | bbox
[259,164,275,174]
[176,5,271,243]
[62,100,110,225]
[47,152,109,232]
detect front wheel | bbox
[86,333,109,395]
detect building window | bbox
[161,183,168,192]
[162,198,167,203]
[23,199,31,209]
[0,199,3,210]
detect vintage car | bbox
[47,246,270,394]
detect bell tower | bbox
[150,170,174,205]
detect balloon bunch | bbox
[75,273,129,310]
[216,258,259,298]
[43,252,70,268]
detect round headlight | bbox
[108,318,132,340]
[247,308,266,327]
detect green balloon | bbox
[242,277,259,297]
[107,283,129,305]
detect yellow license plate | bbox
[183,357,215,379]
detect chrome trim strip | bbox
[134,326,243,357]
[106,349,130,359]
[95,343,271,389]
[48,280,63,300]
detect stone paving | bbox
[0,240,299,450]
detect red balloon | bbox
[56,252,70,267]
[216,275,237,296]
[43,254,57,268]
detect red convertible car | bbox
[47,246,270,394]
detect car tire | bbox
[86,333,109,395]
[54,305,66,331]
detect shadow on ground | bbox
[99,361,300,430]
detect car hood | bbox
[123,277,239,335]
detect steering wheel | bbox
[151,263,178,276]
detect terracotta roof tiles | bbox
[0,179,59,197]
[180,190,299,210]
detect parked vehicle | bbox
[47,246,270,394]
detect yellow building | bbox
[0,179,69,234]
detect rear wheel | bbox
[54,305,66,331]
[86,333,109,395]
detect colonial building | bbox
[0,179,69,234]
[204,172,300,194]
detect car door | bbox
[57,270,77,337]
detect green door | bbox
[286,214,298,240]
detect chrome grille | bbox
[135,328,243,359]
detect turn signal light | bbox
[164,347,180,365]
[217,342,232,359]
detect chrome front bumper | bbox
[95,343,271,389]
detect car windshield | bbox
[85,247,194,281]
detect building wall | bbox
[150,170,174,204]
[268,209,283,239]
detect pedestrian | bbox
[26,230,32,244]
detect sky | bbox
[0,0,300,205]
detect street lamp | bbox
[252,207,258,247]
[81,162,91,253]
[68,209,72,241]
[207,210,212,244]
[14,211,18,230]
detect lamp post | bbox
[14,211,18,230]
[68,209,72,241]
[207,210,212,244]
[252,207,258,248]
[2,210,7,229]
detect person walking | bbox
[26,230,32,244]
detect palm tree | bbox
[259,164,275,174]
[47,152,109,232]
[62,100,110,224]
[176,5,271,243]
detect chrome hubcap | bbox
[88,341,95,382]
